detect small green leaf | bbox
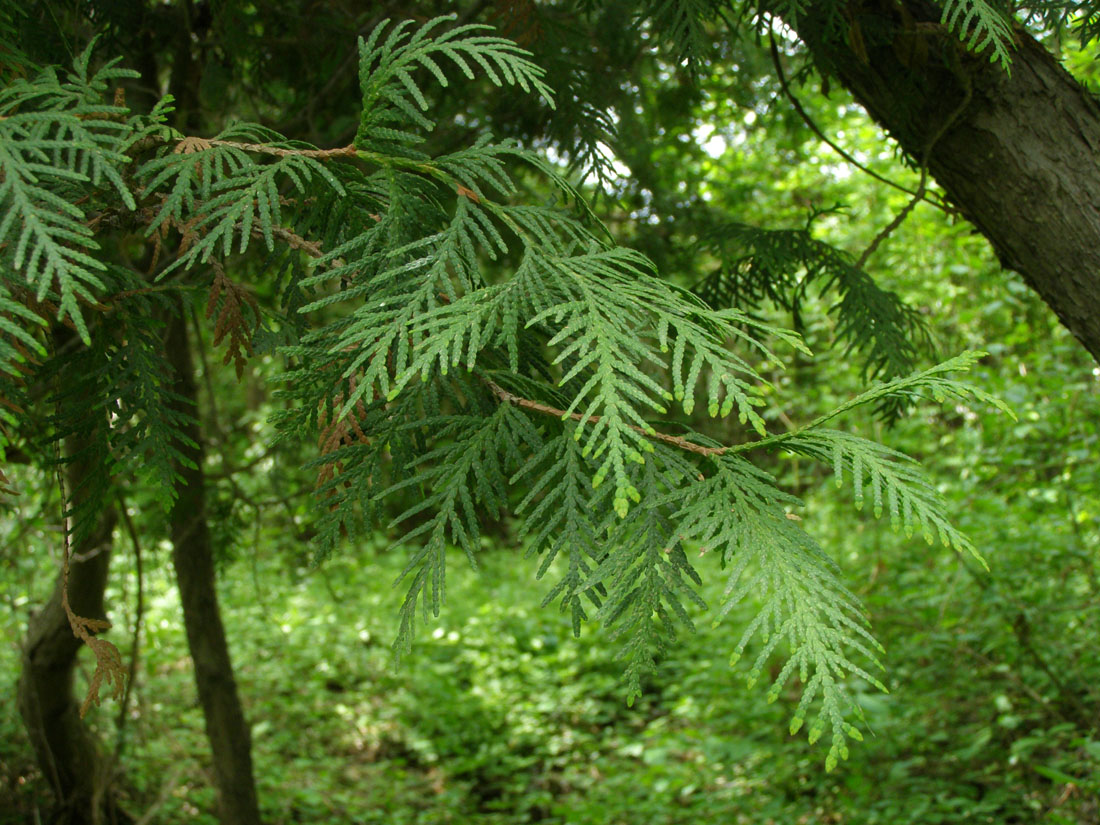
[808,721,825,745]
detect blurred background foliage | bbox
[2,1,1099,823]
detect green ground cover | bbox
[5,445,1098,825]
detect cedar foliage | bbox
[0,11,1011,770]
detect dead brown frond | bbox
[0,466,16,499]
[49,437,128,718]
[205,261,261,379]
[315,371,373,503]
[492,0,542,46]
[174,136,213,155]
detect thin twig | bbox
[205,139,358,159]
[114,493,144,761]
[133,765,185,825]
[486,380,729,457]
[103,284,188,307]
[189,302,226,443]
[52,423,124,718]
[855,64,974,270]
[260,225,324,259]
[854,169,927,271]
[768,31,950,214]
[54,429,75,631]
[206,449,274,480]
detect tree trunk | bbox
[164,308,262,825]
[791,1,1100,363]
[16,494,129,824]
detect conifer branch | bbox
[493,350,997,462]
[3,15,1007,770]
[768,31,950,214]
[487,380,726,457]
[855,73,973,271]
[203,139,359,159]
[257,225,324,258]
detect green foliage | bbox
[790,429,973,549]
[940,0,1016,66]
[0,278,46,377]
[0,45,137,341]
[98,306,198,508]
[514,422,606,635]
[7,511,1096,824]
[667,453,881,771]
[385,404,541,652]
[142,129,346,273]
[5,4,1100,825]
[1031,0,1100,46]
[639,0,722,67]
[0,2,30,78]
[755,0,1019,69]
[0,12,1007,770]
[355,15,555,153]
[695,220,929,392]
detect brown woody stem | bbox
[486,380,730,458]
[205,139,358,159]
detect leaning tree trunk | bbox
[164,308,262,825]
[791,0,1100,363]
[16,475,129,824]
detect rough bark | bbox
[16,487,128,824]
[792,1,1100,363]
[164,308,262,825]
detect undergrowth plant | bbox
[0,15,1009,770]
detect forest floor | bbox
[2,533,1096,824]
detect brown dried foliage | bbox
[0,466,15,498]
[493,0,542,46]
[315,373,371,498]
[69,613,126,719]
[205,262,261,379]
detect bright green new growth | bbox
[940,0,1015,67]
[0,15,1007,771]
